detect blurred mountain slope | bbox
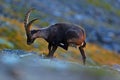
[0,0,120,53]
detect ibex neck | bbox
[38,27,49,40]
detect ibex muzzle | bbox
[27,37,35,45]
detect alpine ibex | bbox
[24,9,86,64]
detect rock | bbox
[113,64,120,72]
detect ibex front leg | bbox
[47,44,58,58]
[79,47,86,64]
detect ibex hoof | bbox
[44,54,54,59]
[83,59,86,65]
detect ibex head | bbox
[24,9,38,45]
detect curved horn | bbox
[24,8,38,38]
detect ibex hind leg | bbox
[79,41,86,65]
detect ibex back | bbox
[24,9,86,64]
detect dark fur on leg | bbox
[47,44,57,58]
[79,41,86,64]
